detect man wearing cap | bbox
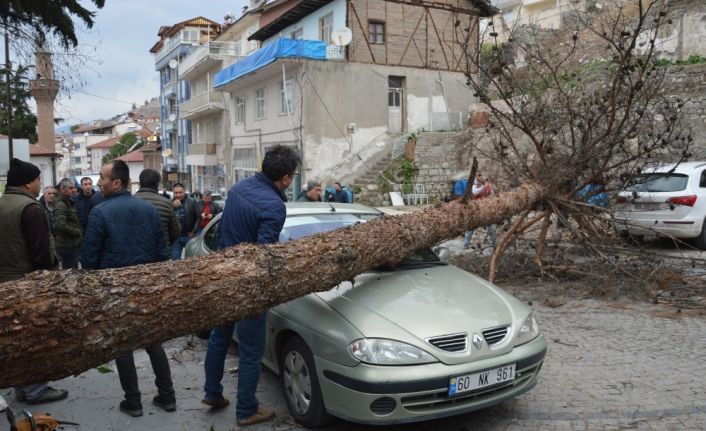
[296,179,322,202]
[0,158,68,405]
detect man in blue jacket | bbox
[202,145,300,427]
[81,160,175,418]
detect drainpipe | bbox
[4,18,12,160]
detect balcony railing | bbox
[163,81,177,98]
[188,143,217,156]
[327,44,345,60]
[163,120,177,132]
[186,143,218,166]
[154,36,200,64]
[180,41,243,79]
[180,91,224,120]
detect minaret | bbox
[29,50,60,153]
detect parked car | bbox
[614,162,706,248]
[185,202,546,427]
[210,193,226,210]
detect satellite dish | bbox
[168,113,177,122]
[168,59,178,69]
[331,27,352,47]
[162,149,173,157]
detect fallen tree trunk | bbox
[0,183,544,387]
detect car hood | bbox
[315,265,528,360]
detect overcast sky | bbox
[47,0,248,127]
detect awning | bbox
[214,39,326,89]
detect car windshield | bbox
[624,173,688,193]
[205,212,443,269]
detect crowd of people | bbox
[296,179,352,203]
[0,145,304,427]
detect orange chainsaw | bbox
[6,408,79,431]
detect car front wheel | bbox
[279,336,332,428]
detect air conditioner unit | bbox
[206,143,217,154]
[345,123,356,134]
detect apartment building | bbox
[214,0,494,192]
[150,16,221,190]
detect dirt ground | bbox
[447,237,706,317]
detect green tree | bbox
[0,0,106,48]
[0,65,36,142]
[102,132,137,164]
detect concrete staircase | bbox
[350,154,395,207]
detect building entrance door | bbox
[388,76,405,133]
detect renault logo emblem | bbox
[472,333,484,350]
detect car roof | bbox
[285,202,380,216]
[645,161,706,174]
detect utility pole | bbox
[4,17,13,160]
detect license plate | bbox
[448,364,516,396]
[633,202,662,211]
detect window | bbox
[73,157,82,165]
[181,29,200,43]
[234,38,241,56]
[319,13,333,43]
[236,96,245,124]
[280,80,294,114]
[255,88,266,120]
[368,21,385,44]
[233,146,258,183]
[625,173,689,193]
[291,28,304,40]
[700,170,706,188]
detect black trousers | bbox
[115,343,175,403]
[57,246,80,269]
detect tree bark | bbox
[0,183,544,387]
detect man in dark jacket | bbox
[73,177,98,231]
[202,145,300,427]
[81,160,175,418]
[333,181,350,203]
[171,183,199,259]
[0,158,68,405]
[135,169,181,252]
[53,178,83,269]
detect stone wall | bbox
[660,64,706,157]
[406,65,706,204]
[412,131,473,201]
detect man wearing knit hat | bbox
[0,158,68,404]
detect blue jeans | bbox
[464,224,496,249]
[14,383,48,401]
[203,313,267,421]
[171,235,190,260]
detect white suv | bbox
[615,162,706,248]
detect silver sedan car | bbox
[185,202,546,427]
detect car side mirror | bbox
[433,246,450,262]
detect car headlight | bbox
[514,314,540,346]
[349,338,438,365]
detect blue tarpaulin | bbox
[215,39,327,88]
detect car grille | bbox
[482,325,509,346]
[400,362,542,413]
[427,333,467,353]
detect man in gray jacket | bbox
[135,169,181,252]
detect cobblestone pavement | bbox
[3,296,704,431]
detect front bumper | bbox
[316,335,546,425]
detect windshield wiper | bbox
[394,261,448,270]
